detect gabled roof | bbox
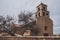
[36,2,47,8]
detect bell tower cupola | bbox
[36,2,49,18]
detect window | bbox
[43,12,45,16]
[46,13,48,15]
[45,26,48,30]
[44,33,48,36]
[43,7,45,10]
[38,8,40,11]
[39,13,40,16]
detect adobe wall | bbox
[0,36,60,40]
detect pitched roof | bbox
[36,2,47,8]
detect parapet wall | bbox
[0,36,60,40]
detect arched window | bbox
[43,12,45,16]
[38,8,40,11]
[43,7,45,10]
[39,13,40,16]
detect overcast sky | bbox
[0,0,60,35]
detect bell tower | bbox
[35,3,53,36]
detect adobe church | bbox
[21,3,53,36]
[35,3,53,36]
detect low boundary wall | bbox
[0,36,60,40]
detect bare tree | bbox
[0,15,15,36]
[6,15,14,23]
[0,16,5,30]
[18,11,39,36]
[5,15,15,36]
[18,11,34,25]
[6,15,14,29]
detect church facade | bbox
[35,3,53,36]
